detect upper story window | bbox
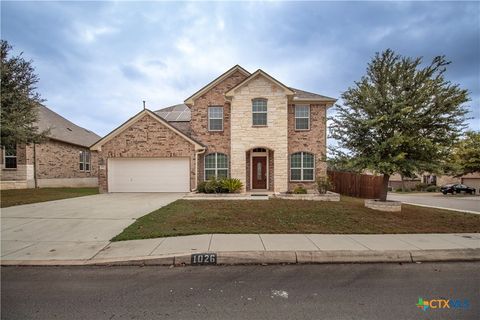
[252,99,267,126]
[79,150,91,172]
[295,105,310,130]
[3,145,17,169]
[290,152,314,181]
[208,106,223,131]
[204,153,228,180]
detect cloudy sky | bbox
[2,1,479,138]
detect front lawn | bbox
[112,196,480,241]
[1,187,99,208]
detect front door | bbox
[252,156,267,189]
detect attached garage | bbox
[91,110,206,193]
[461,177,480,192]
[108,158,190,192]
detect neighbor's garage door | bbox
[108,158,190,192]
[462,178,480,192]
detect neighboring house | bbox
[91,65,336,193]
[460,172,480,191]
[0,105,100,189]
[388,172,472,191]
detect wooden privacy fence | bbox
[327,171,384,199]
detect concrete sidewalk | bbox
[2,233,479,266]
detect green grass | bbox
[112,196,480,241]
[1,187,99,208]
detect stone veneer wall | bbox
[287,104,328,192]
[96,114,196,193]
[230,75,289,192]
[0,144,34,188]
[191,70,249,183]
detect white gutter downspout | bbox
[194,147,206,191]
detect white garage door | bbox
[108,158,190,192]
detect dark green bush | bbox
[426,185,440,192]
[203,177,229,193]
[415,183,429,191]
[293,186,308,194]
[197,181,208,193]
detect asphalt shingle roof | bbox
[289,87,337,102]
[36,104,101,147]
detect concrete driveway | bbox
[388,192,480,214]
[1,193,185,260]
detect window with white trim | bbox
[290,152,314,181]
[295,105,310,130]
[3,145,17,169]
[204,153,228,180]
[252,99,267,126]
[208,106,223,131]
[79,150,91,172]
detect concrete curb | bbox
[2,249,479,266]
[400,202,480,215]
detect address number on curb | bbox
[191,253,217,265]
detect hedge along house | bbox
[91,65,336,193]
[0,104,100,190]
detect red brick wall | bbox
[191,70,248,182]
[97,114,196,192]
[35,139,98,179]
[287,104,328,191]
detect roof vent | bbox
[66,127,72,131]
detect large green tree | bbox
[1,40,48,147]
[447,131,480,176]
[330,49,469,201]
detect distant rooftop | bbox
[154,104,191,122]
[36,104,101,147]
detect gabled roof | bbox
[289,87,337,103]
[90,109,205,151]
[184,65,251,105]
[36,104,100,147]
[225,69,295,97]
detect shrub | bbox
[415,183,429,191]
[197,181,208,193]
[221,178,243,193]
[426,185,440,192]
[293,186,307,194]
[205,177,227,193]
[317,177,332,194]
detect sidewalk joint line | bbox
[0,242,37,258]
[393,237,423,250]
[304,234,321,250]
[147,238,168,256]
[258,234,267,251]
[88,242,112,261]
[208,234,213,251]
[345,235,372,250]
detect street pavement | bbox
[1,193,185,260]
[2,262,478,320]
[388,192,480,213]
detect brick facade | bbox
[1,140,98,189]
[35,139,98,179]
[96,113,197,193]
[287,104,328,191]
[191,70,248,183]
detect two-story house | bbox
[91,65,336,193]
